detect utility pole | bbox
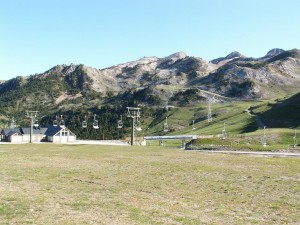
[26,111,38,143]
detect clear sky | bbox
[1,0,299,80]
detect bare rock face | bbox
[81,52,214,93]
[40,49,300,99]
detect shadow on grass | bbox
[259,92,300,128]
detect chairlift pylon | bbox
[261,126,267,147]
[192,120,196,130]
[163,117,169,132]
[221,122,226,140]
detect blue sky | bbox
[1,0,299,80]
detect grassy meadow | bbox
[0,144,299,224]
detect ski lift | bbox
[93,114,99,129]
[135,117,142,131]
[53,116,58,127]
[163,117,169,132]
[117,115,123,129]
[59,115,65,128]
[82,115,87,128]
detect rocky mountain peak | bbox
[164,52,188,61]
[265,48,285,57]
[226,51,245,59]
[210,51,244,64]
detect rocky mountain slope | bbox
[0,48,299,124]
[60,48,300,99]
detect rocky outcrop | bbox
[210,51,246,65]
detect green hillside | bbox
[141,93,300,150]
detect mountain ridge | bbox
[0,48,299,139]
[0,48,299,110]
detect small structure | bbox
[144,135,198,149]
[1,128,23,142]
[45,126,76,143]
[21,127,48,142]
[0,125,76,143]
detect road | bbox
[188,149,300,158]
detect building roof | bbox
[44,125,63,136]
[1,128,22,136]
[21,127,48,135]
[1,125,75,137]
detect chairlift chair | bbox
[117,120,123,129]
[117,115,123,129]
[82,116,87,128]
[59,115,65,128]
[33,119,39,128]
[135,118,142,131]
[126,108,131,117]
[53,116,58,127]
[93,114,99,129]
[10,117,16,128]
[93,120,99,129]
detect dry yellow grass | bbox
[0,144,299,224]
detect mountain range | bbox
[0,48,299,136]
[47,48,300,99]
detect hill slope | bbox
[0,49,299,139]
